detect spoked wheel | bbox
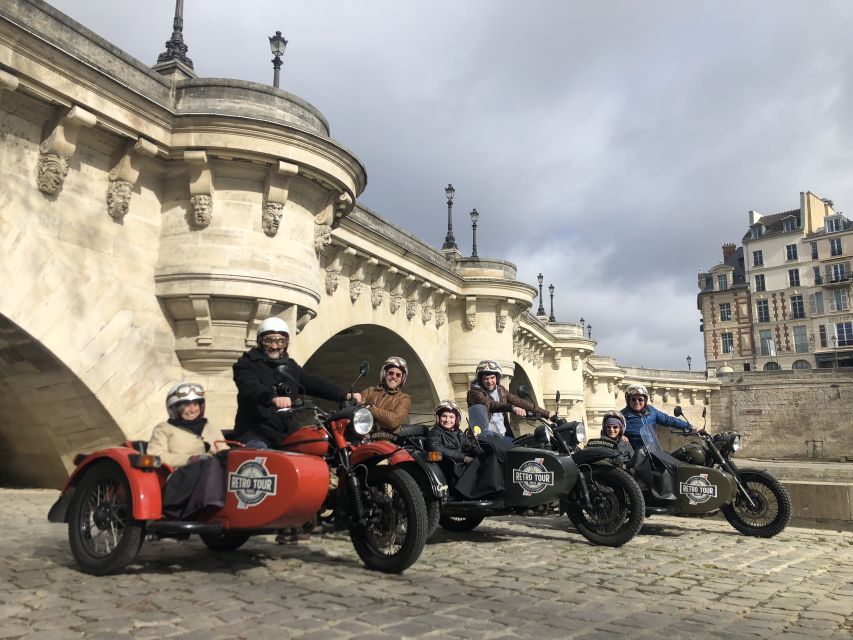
[565,467,645,547]
[199,531,251,551]
[68,463,145,575]
[721,470,791,538]
[438,515,484,532]
[349,467,428,573]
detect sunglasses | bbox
[385,370,404,378]
[173,383,204,398]
[605,424,621,430]
[262,336,288,346]
[629,396,646,403]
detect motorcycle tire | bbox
[426,499,441,539]
[438,515,485,532]
[349,467,428,573]
[199,531,251,551]
[67,462,145,575]
[721,470,791,538]
[565,466,645,547]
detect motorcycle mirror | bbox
[673,405,683,417]
[702,407,707,418]
[517,385,531,399]
[359,360,369,377]
[555,390,560,405]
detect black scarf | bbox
[168,417,207,437]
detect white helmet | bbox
[475,359,503,383]
[257,317,290,342]
[434,400,462,428]
[166,382,205,420]
[380,356,408,387]
[624,383,649,406]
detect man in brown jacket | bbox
[466,359,554,441]
[361,356,412,435]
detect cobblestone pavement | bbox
[1,489,851,640]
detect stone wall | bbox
[710,369,853,460]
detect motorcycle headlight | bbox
[575,422,586,443]
[352,407,374,435]
[732,434,741,452]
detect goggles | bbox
[261,336,288,346]
[173,383,205,398]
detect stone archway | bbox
[302,324,439,424]
[0,315,124,487]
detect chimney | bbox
[722,243,736,261]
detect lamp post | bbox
[548,284,556,322]
[470,208,479,258]
[441,184,457,250]
[536,273,546,316]
[579,316,584,331]
[269,31,288,88]
[832,335,839,368]
[155,0,194,70]
[587,323,592,339]
[686,355,692,371]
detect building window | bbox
[786,244,798,261]
[813,266,822,285]
[819,325,827,348]
[756,299,770,322]
[837,322,853,347]
[719,303,731,322]
[793,326,809,353]
[743,363,751,371]
[830,289,849,312]
[811,242,818,259]
[788,269,800,287]
[754,274,765,292]
[830,263,848,282]
[752,250,764,266]
[704,275,713,290]
[751,226,764,239]
[763,361,781,371]
[721,332,734,354]
[792,359,811,369]
[809,291,824,314]
[790,295,805,319]
[827,217,842,232]
[759,329,773,355]
[717,274,729,291]
[830,238,842,257]
[783,218,795,232]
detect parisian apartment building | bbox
[698,191,853,372]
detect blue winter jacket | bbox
[621,405,690,452]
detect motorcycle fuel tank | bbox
[675,464,737,513]
[504,447,578,507]
[203,448,330,529]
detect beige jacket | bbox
[148,420,229,468]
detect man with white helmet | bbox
[360,356,412,435]
[620,383,691,452]
[466,359,554,441]
[232,317,363,447]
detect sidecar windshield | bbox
[640,424,663,453]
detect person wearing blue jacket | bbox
[620,384,691,452]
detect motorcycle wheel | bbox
[426,499,441,538]
[721,470,791,538]
[199,531,251,551]
[565,466,645,547]
[67,462,145,575]
[438,515,484,532]
[349,467,428,573]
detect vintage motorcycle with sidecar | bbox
[396,389,646,547]
[48,363,431,575]
[588,405,791,538]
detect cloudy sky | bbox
[48,0,853,371]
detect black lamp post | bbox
[587,323,592,339]
[686,355,692,371]
[579,316,584,329]
[269,31,288,88]
[548,284,556,322]
[536,273,546,316]
[442,184,457,250]
[155,0,194,69]
[470,208,479,258]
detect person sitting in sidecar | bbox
[360,356,412,439]
[232,316,362,448]
[427,400,505,500]
[466,359,554,443]
[620,384,691,452]
[148,382,230,519]
[599,410,634,463]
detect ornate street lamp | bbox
[587,323,592,339]
[579,316,584,331]
[686,355,692,371]
[442,184,457,250]
[269,31,288,88]
[155,0,194,70]
[470,208,479,258]
[536,273,546,316]
[548,284,556,322]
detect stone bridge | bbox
[0,1,717,486]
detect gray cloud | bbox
[48,0,853,369]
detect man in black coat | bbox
[232,317,363,447]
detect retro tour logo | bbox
[680,473,718,505]
[228,457,277,509]
[512,458,555,496]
